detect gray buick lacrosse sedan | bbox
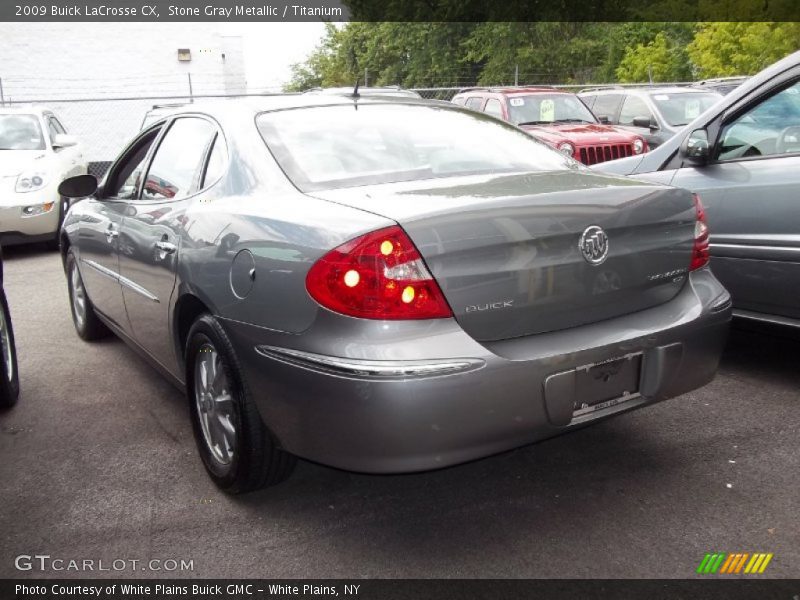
[57,94,731,493]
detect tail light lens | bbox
[306,225,453,320]
[690,193,710,271]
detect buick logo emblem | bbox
[579,225,609,265]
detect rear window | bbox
[256,104,576,192]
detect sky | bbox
[222,23,329,91]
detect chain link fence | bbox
[0,80,702,176]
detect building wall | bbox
[0,23,246,162]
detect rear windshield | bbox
[649,92,721,126]
[256,104,576,192]
[0,114,45,150]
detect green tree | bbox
[687,22,800,78]
[616,31,693,82]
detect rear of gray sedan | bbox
[59,96,731,493]
[225,101,731,475]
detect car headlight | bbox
[15,171,48,193]
[557,142,575,157]
[633,138,645,154]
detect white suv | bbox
[0,107,87,248]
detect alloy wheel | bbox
[194,343,237,465]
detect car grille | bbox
[578,144,634,165]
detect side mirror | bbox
[598,115,610,124]
[52,134,78,149]
[680,129,710,164]
[632,116,657,130]
[58,174,98,199]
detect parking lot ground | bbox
[0,244,798,579]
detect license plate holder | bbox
[573,353,642,418]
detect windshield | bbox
[649,92,721,126]
[0,114,46,150]
[507,94,597,126]
[257,104,576,192]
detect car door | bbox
[483,97,505,121]
[116,116,219,372]
[616,95,661,148]
[590,93,624,125]
[669,75,800,320]
[76,125,163,332]
[464,96,485,112]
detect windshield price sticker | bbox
[510,98,525,107]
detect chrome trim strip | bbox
[81,258,159,303]
[119,275,160,303]
[82,258,118,281]
[255,345,485,380]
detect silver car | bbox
[57,96,731,493]
[596,50,800,330]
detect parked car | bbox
[303,86,422,98]
[579,87,722,150]
[451,87,648,165]
[0,107,87,248]
[595,50,800,329]
[0,246,19,408]
[693,76,749,96]
[57,95,730,493]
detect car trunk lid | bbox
[311,171,697,341]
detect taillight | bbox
[690,193,710,271]
[305,225,453,320]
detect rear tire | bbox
[186,314,295,493]
[0,286,20,409]
[66,249,109,341]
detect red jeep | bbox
[452,87,647,165]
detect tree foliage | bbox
[687,22,800,78]
[284,21,800,91]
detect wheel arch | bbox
[173,292,213,373]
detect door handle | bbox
[105,225,119,243]
[155,241,177,254]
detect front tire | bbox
[66,249,109,341]
[186,314,295,493]
[0,286,20,408]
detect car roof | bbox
[303,87,422,98]
[0,106,52,116]
[152,94,449,118]
[580,86,719,96]
[456,86,564,96]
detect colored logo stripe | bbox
[698,552,773,574]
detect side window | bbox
[465,97,484,111]
[46,119,60,143]
[718,80,800,160]
[484,98,504,119]
[202,134,228,188]
[142,118,217,201]
[592,94,623,123]
[452,97,467,106]
[107,129,161,200]
[619,95,653,125]
[50,117,66,134]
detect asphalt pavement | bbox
[0,244,797,579]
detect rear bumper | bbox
[222,268,731,473]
